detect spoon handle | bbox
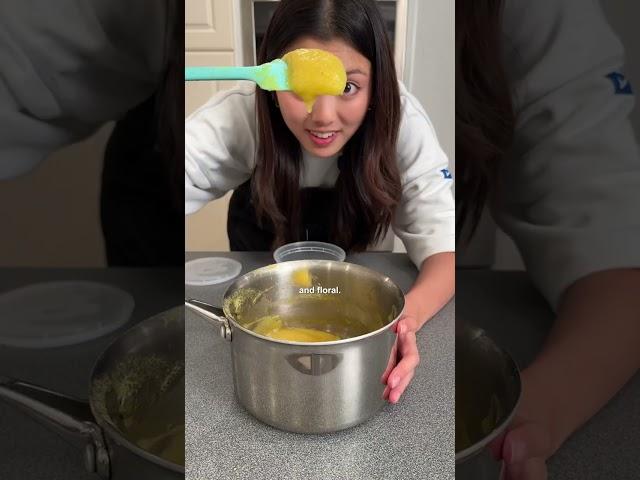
[184,66,259,82]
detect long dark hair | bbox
[252,0,402,251]
[456,0,515,241]
[156,0,183,212]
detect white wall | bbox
[185,0,238,251]
[403,0,454,164]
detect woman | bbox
[457,0,640,478]
[185,0,455,404]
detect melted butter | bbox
[128,375,185,465]
[282,48,347,112]
[292,268,312,288]
[267,327,340,342]
[252,314,340,342]
[94,357,185,467]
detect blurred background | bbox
[0,123,113,267]
[3,2,634,265]
[458,2,640,270]
[184,0,455,252]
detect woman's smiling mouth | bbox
[307,130,339,146]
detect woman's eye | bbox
[343,82,359,96]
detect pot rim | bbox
[88,308,185,474]
[221,260,406,346]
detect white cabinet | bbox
[185,0,237,116]
[185,0,238,251]
[185,0,234,51]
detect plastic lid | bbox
[273,241,346,263]
[185,257,242,286]
[0,281,135,348]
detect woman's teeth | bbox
[310,131,336,139]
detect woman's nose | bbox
[310,95,337,126]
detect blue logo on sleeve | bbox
[606,72,633,95]
[440,168,452,179]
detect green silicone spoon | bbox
[184,59,290,91]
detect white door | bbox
[185,0,237,251]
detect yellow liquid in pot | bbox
[455,375,504,453]
[282,48,347,112]
[252,315,340,342]
[226,287,391,343]
[292,268,313,288]
[94,356,185,466]
[127,375,185,466]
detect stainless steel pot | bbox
[0,306,185,479]
[186,260,405,433]
[455,323,522,479]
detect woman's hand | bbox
[381,314,420,404]
[379,252,454,404]
[489,269,640,479]
[488,371,556,480]
[489,413,553,479]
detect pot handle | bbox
[0,377,110,478]
[185,298,232,341]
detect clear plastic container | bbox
[273,241,346,263]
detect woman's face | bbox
[276,37,372,158]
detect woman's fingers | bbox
[490,421,551,480]
[389,332,419,383]
[382,317,420,402]
[398,330,419,357]
[386,331,419,393]
[504,457,547,480]
[381,338,399,384]
[388,369,415,404]
[489,433,506,460]
[490,417,553,463]
[396,316,416,334]
[503,422,553,464]
[382,384,391,400]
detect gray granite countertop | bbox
[185,251,455,480]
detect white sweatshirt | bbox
[496,0,640,308]
[185,81,456,269]
[0,0,166,178]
